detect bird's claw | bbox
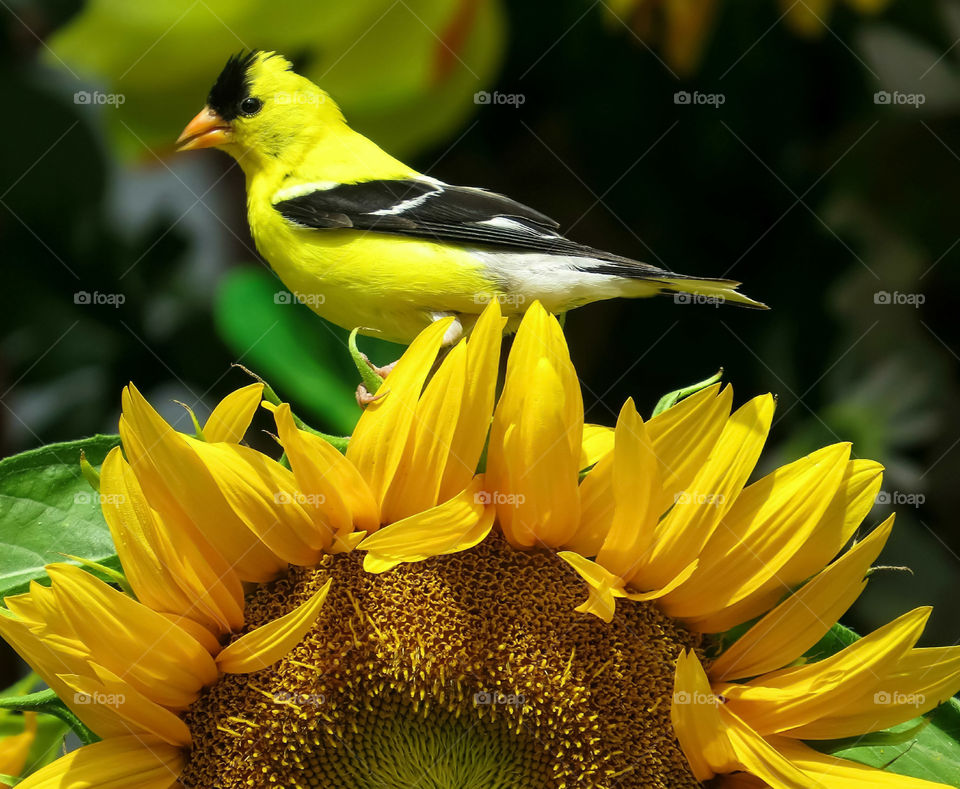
[360,354,398,380]
[356,383,390,408]
[354,359,398,408]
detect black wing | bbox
[272,178,640,264]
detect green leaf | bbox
[817,699,960,786]
[215,268,401,435]
[0,435,121,599]
[651,369,724,417]
[807,623,960,786]
[804,619,860,661]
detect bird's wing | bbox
[271,178,640,263]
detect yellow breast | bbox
[247,198,499,344]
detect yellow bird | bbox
[177,51,765,346]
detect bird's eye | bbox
[239,97,263,116]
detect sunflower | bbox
[0,711,37,778]
[1,300,958,788]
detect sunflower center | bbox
[180,536,702,788]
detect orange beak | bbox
[176,106,232,151]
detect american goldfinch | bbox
[177,51,765,345]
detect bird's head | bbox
[176,51,344,163]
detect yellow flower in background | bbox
[47,0,505,160]
[608,0,891,74]
[0,711,37,778]
[1,299,958,787]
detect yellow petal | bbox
[361,477,494,573]
[700,459,884,634]
[580,424,614,469]
[99,448,194,616]
[487,302,582,548]
[564,450,614,557]
[674,654,818,787]
[100,447,244,634]
[346,317,451,507]
[269,402,379,536]
[670,649,737,781]
[159,612,223,655]
[662,443,851,623]
[782,642,960,739]
[14,734,184,789]
[203,383,264,443]
[438,300,504,500]
[217,580,331,674]
[770,735,955,787]
[46,563,218,709]
[0,711,36,777]
[568,384,733,558]
[187,437,331,564]
[709,516,893,681]
[59,662,192,747]
[120,384,286,582]
[595,399,670,582]
[646,382,732,501]
[380,341,468,522]
[639,394,776,590]
[720,608,930,735]
[0,612,127,738]
[719,707,819,788]
[559,551,697,623]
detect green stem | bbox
[348,328,387,395]
[0,690,99,745]
[232,364,350,453]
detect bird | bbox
[177,51,765,348]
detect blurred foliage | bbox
[0,674,68,781]
[215,268,402,435]
[604,0,893,75]
[46,0,505,159]
[1,0,959,693]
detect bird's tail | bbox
[651,275,768,309]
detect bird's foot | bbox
[355,383,387,408]
[354,356,398,408]
[363,356,398,379]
